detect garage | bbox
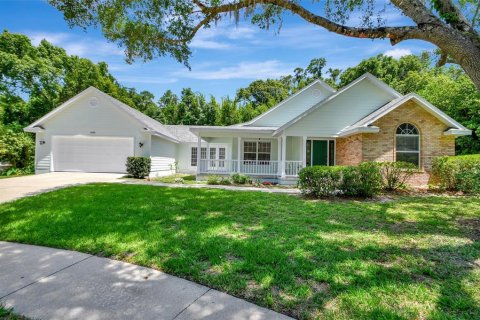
[52,136,134,173]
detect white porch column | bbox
[277,137,282,176]
[196,134,201,176]
[237,136,241,173]
[281,134,286,177]
[302,136,307,168]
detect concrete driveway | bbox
[0,172,125,204]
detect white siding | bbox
[150,136,176,176]
[249,82,334,127]
[285,80,394,137]
[286,136,302,161]
[34,93,149,172]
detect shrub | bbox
[0,129,34,169]
[298,166,343,197]
[380,161,417,190]
[219,177,232,185]
[230,173,252,184]
[206,175,221,185]
[432,154,480,193]
[341,162,383,197]
[126,156,151,179]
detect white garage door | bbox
[52,136,134,173]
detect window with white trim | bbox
[191,147,207,167]
[243,141,271,164]
[396,123,420,167]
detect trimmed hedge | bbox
[342,162,383,197]
[298,162,383,198]
[298,166,344,197]
[432,154,480,193]
[126,156,151,179]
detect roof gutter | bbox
[443,128,472,136]
[23,126,45,133]
[142,128,179,143]
[189,126,276,134]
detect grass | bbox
[0,184,479,319]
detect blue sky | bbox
[1,0,434,100]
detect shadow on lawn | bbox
[0,184,478,319]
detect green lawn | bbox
[0,184,479,319]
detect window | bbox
[243,141,271,164]
[396,123,420,167]
[191,147,207,167]
[191,147,197,166]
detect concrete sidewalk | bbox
[0,242,292,320]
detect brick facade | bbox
[334,100,456,185]
[336,134,363,166]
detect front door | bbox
[312,140,328,166]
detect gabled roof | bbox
[271,73,402,136]
[24,86,179,143]
[241,78,336,126]
[337,93,471,137]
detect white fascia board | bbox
[23,126,45,133]
[189,126,276,134]
[336,126,380,137]
[443,128,472,136]
[143,129,179,143]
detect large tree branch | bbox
[197,0,425,45]
[431,0,473,31]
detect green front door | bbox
[312,140,328,166]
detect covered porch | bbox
[189,126,335,179]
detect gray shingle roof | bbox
[164,125,205,143]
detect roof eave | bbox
[143,129,179,143]
[443,128,472,136]
[23,126,45,133]
[337,126,380,137]
[189,126,276,134]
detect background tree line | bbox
[1,30,478,172]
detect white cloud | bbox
[190,25,257,50]
[173,60,292,80]
[384,48,412,59]
[25,31,124,58]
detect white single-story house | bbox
[24,73,471,184]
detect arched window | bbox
[396,123,420,167]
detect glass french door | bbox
[208,146,226,169]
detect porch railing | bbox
[198,159,303,176]
[285,161,303,176]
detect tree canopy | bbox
[0,30,478,171]
[48,0,480,90]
